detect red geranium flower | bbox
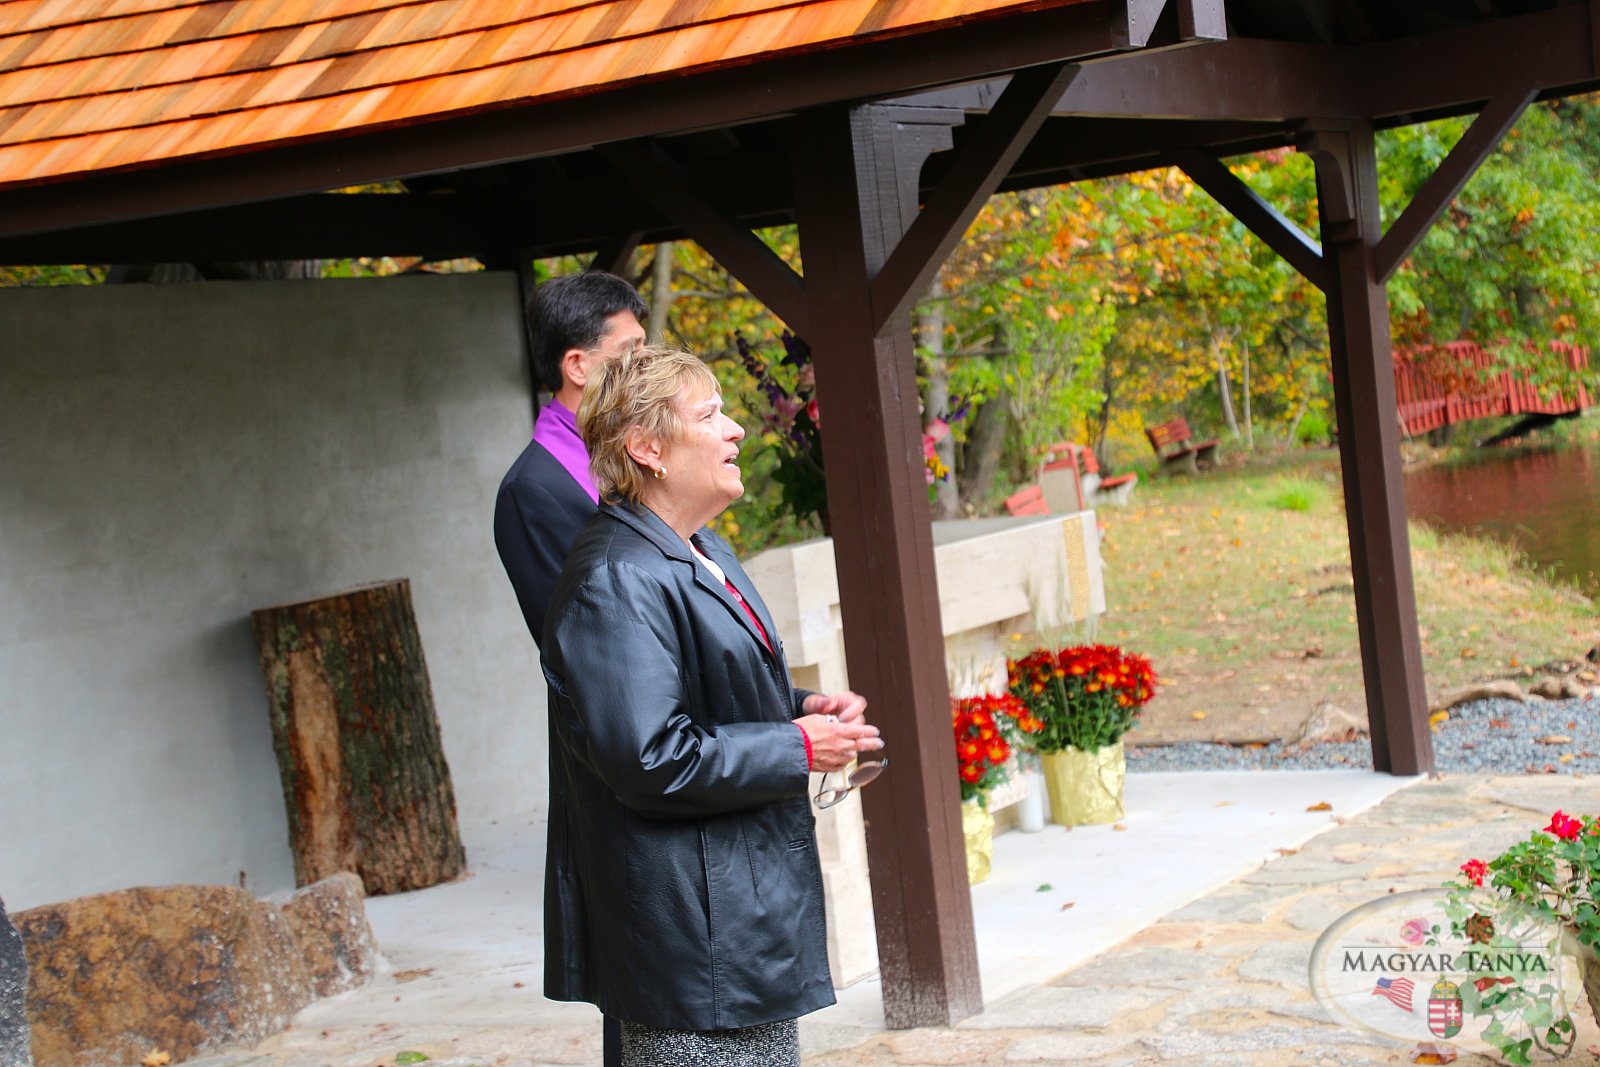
[1546,810,1584,840]
[1460,858,1487,886]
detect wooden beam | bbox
[1353,5,1597,122]
[1172,148,1330,291]
[1372,88,1536,283]
[598,139,810,336]
[1305,121,1435,778]
[794,103,981,1029]
[906,5,1597,126]
[588,231,641,277]
[869,62,1080,333]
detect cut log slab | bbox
[253,579,465,895]
[1,895,29,1067]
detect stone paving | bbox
[190,776,1600,1067]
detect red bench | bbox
[1003,484,1051,516]
[1041,443,1138,509]
[1144,417,1220,474]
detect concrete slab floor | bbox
[184,770,1423,1066]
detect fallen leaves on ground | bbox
[393,967,434,983]
[1306,801,1332,812]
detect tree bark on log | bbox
[252,580,465,895]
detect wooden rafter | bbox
[1373,88,1536,283]
[868,61,1080,333]
[588,232,643,277]
[597,139,811,336]
[1172,147,1329,291]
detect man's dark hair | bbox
[528,271,648,393]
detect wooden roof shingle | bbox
[0,0,1088,188]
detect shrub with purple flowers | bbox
[736,332,829,530]
[737,331,967,533]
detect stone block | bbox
[881,1029,1011,1065]
[16,879,378,1067]
[1055,946,1232,989]
[18,885,310,1067]
[962,985,1169,1030]
[1235,939,1314,991]
[271,873,377,998]
[1,896,30,1067]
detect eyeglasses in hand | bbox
[814,757,888,810]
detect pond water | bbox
[1403,437,1600,601]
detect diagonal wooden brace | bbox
[867,61,1079,334]
[597,139,811,335]
[1172,147,1330,292]
[1372,88,1537,283]
[588,231,642,277]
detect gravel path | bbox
[1127,690,1600,774]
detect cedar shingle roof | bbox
[0,0,1085,188]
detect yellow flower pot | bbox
[961,798,994,885]
[1039,744,1125,826]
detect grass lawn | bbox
[1071,449,1599,744]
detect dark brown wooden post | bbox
[794,103,982,1030]
[1302,121,1434,777]
[253,579,467,894]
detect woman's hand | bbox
[795,690,882,773]
[801,690,868,725]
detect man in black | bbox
[493,270,646,1067]
[495,271,647,645]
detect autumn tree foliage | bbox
[602,96,1600,548]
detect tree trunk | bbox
[647,241,675,343]
[1242,337,1254,451]
[959,391,1009,513]
[1212,328,1240,439]
[252,580,465,895]
[919,276,960,519]
[1093,350,1117,467]
[1284,357,1314,449]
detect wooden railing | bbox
[1393,340,1591,436]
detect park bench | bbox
[1144,417,1220,474]
[1002,484,1051,516]
[1040,442,1138,511]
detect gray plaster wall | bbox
[0,274,545,910]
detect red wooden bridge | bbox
[1394,341,1591,437]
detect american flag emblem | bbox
[1372,976,1415,1012]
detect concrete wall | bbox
[0,274,545,910]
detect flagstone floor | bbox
[188,773,1600,1067]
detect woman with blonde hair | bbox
[540,345,885,1066]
